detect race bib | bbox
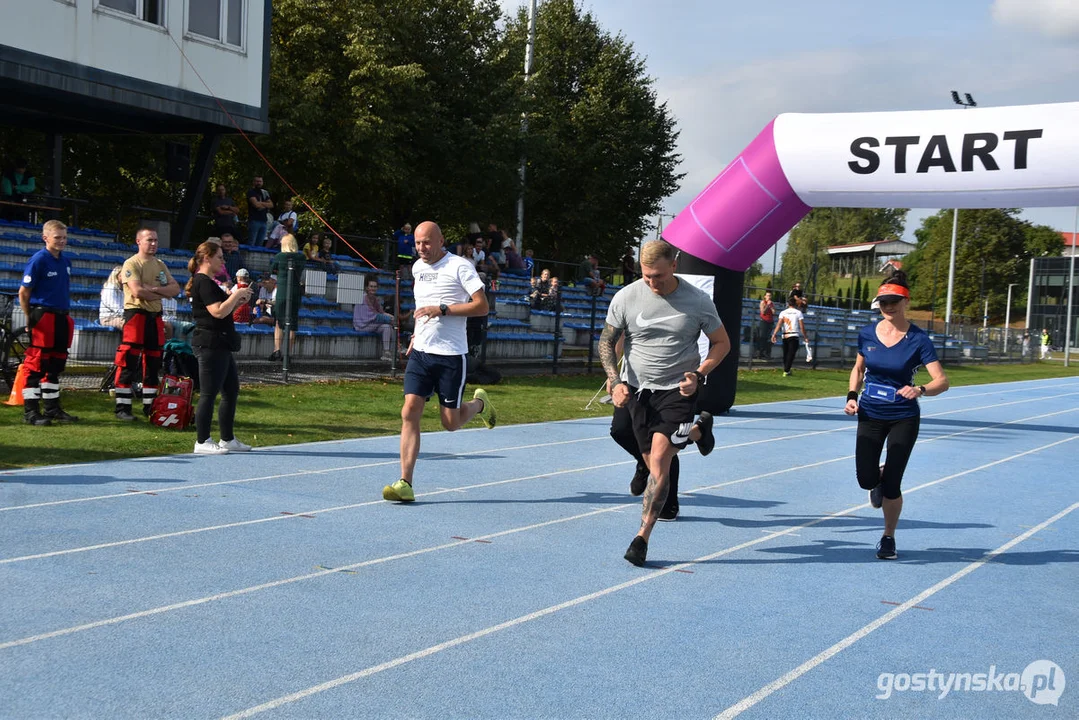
[864,382,897,403]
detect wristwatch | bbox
[918,385,927,396]
[439,303,449,316]
[693,370,707,386]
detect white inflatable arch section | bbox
[663,102,1079,271]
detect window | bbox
[99,0,164,25]
[188,0,244,47]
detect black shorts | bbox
[403,350,467,408]
[626,386,697,454]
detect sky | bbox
[499,0,1079,267]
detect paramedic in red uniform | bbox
[114,228,180,421]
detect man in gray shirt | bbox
[600,240,731,566]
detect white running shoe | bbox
[219,438,253,452]
[194,439,229,455]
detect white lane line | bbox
[0,435,611,512]
[3,429,1072,655]
[2,382,1075,514]
[5,399,1074,567]
[714,499,1079,719]
[219,435,1079,719]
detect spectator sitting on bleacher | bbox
[481,253,501,288]
[353,278,395,361]
[529,269,551,309]
[1,157,35,221]
[231,268,255,324]
[471,237,486,269]
[578,253,606,296]
[99,265,126,328]
[503,236,528,276]
[252,275,275,326]
[303,232,321,263]
[220,232,243,279]
[541,276,563,312]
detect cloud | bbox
[991,0,1079,39]
[653,36,1079,263]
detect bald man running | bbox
[383,221,496,503]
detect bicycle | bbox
[0,292,29,391]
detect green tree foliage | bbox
[904,209,1064,319]
[0,0,680,261]
[500,0,681,264]
[782,208,908,293]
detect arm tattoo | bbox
[598,323,624,388]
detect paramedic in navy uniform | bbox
[382,221,496,503]
[844,270,948,560]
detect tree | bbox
[781,208,908,294]
[905,209,1063,320]
[500,0,681,265]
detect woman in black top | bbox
[185,241,254,455]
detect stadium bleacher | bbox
[2,219,985,366]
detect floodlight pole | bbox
[1066,206,1078,367]
[1004,283,1017,354]
[944,91,976,336]
[515,0,538,253]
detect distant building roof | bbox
[826,239,916,257]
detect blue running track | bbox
[1,377,1076,718]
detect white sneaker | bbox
[219,438,252,452]
[194,439,229,455]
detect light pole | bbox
[515,0,538,253]
[944,91,976,336]
[1004,283,1018,354]
[1066,205,1078,367]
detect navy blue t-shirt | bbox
[858,321,938,420]
[21,248,71,311]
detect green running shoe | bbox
[474,388,496,429]
[382,479,415,502]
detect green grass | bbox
[2,363,1077,470]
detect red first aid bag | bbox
[149,375,196,430]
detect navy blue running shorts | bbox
[403,350,468,408]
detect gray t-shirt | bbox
[606,278,723,390]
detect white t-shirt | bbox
[778,307,805,338]
[411,251,485,355]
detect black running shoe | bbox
[630,464,649,496]
[695,411,715,456]
[115,410,137,422]
[658,497,679,522]
[45,409,79,423]
[876,535,897,560]
[624,536,648,567]
[268,350,282,361]
[24,411,51,426]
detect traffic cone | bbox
[4,363,28,406]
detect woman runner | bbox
[844,270,949,559]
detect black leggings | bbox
[610,404,679,496]
[782,336,800,372]
[855,411,920,500]
[195,347,240,444]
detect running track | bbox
[1,377,1076,718]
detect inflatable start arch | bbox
[664,101,1079,412]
